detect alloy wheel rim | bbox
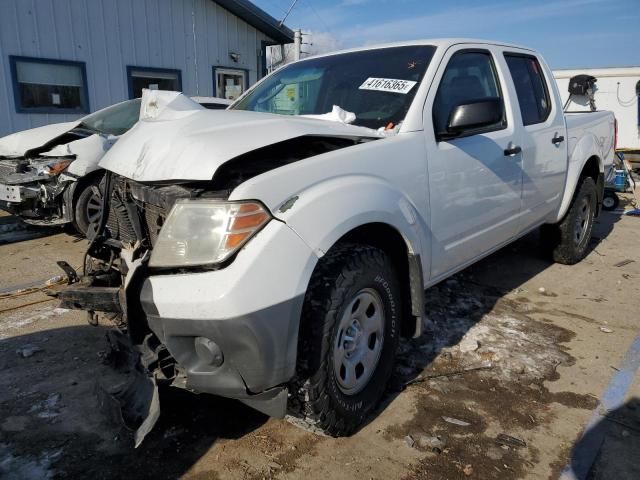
[333,288,385,395]
[85,192,103,225]
[574,196,592,246]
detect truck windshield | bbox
[232,45,436,129]
[80,99,142,136]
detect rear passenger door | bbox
[424,46,523,280]
[503,53,566,228]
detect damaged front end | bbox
[0,156,77,225]
[53,171,230,446]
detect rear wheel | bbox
[293,244,401,436]
[72,177,103,236]
[541,176,597,265]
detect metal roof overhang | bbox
[213,0,294,43]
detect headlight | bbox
[148,200,271,267]
[43,159,73,175]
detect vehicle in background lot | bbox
[0,95,229,235]
[57,39,615,443]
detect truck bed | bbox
[565,110,616,170]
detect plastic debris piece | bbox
[404,435,415,448]
[16,344,43,358]
[442,416,471,427]
[614,259,634,267]
[301,105,356,124]
[458,338,479,352]
[418,435,447,450]
[600,327,613,333]
[496,433,527,448]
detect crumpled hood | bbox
[0,121,79,157]
[99,106,381,182]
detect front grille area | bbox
[105,175,168,247]
[144,203,166,245]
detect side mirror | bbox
[444,98,503,138]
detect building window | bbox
[126,66,182,99]
[214,67,248,100]
[9,56,89,114]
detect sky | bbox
[253,0,640,69]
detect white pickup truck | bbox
[57,39,615,442]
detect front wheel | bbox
[293,244,401,436]
[541,176,597,265]
[72,177,103,236]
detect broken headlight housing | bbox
[43,159,73,175]
[148,200,271,268]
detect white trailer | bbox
[554,67,640,170]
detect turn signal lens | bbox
[44,159,72,175]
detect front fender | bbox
[271,174,425,265]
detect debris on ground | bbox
[15,344,43,358]
[495,433,527,448]
[442,416,471,427]
[404,362,493,386]
[29,393,62,419]
[417,435,447,451]
[463,464,474,476]
[614,259,634,267]
[600,327,614,333]
[404,435,416,448]
[458,337,480,352]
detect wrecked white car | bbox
[55,39,615,445]
[0,95,230,235]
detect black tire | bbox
[602,192,619,211]
[72,176,103,236]
[293,243,401,436]
[541,176,597,265]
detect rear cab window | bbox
[503,53,551,126]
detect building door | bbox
[214,68,247,100]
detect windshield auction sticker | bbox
[359,78,418,94]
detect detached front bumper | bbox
[59,220,318,416]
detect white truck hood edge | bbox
[0,121,80,157]
[98,109,383,182]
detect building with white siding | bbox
[0,0,293,137]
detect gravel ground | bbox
[0,200,638,480]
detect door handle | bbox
[551,135,565,145]
[504,145,522,156]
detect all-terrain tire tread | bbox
[542,176,597,265]
[293,243,399,437]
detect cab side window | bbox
[433,50,504,136]
[504,54,551,125]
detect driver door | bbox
[425,46,523,280]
